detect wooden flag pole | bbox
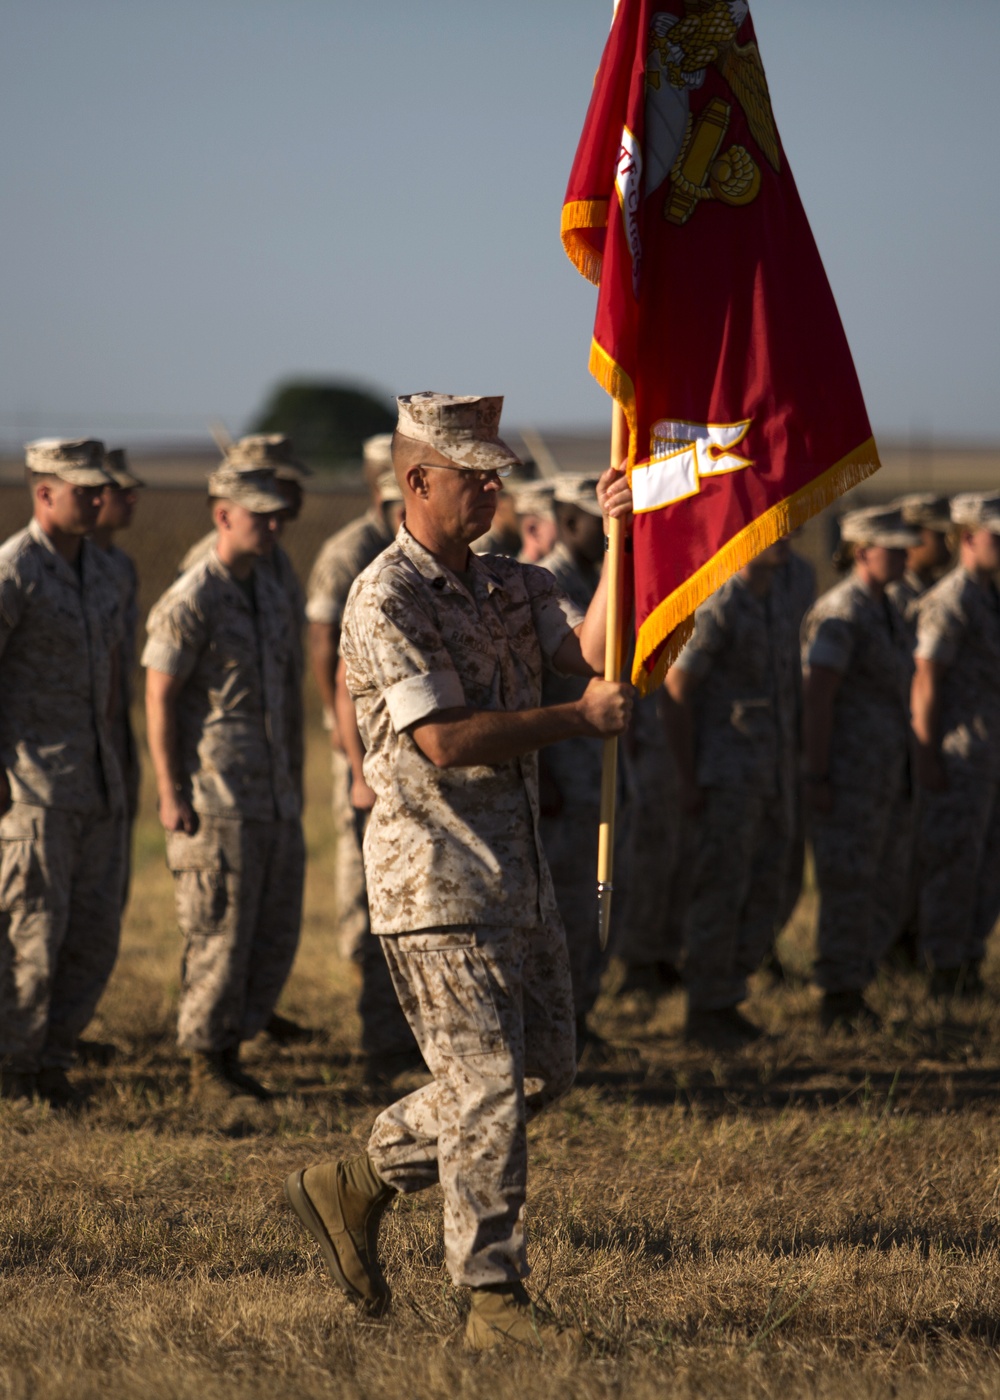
[597,403,628,949]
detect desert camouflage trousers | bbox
[616,743,683,972]
[683,786,793,1011]
[0,801,125,1071]
[367,920,577,1287]
[331,749,368,961]
[811,772,914,993]
[166,815,305,1052]
[917,766,1000,970]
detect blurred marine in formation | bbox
[306,433,418,1078]
[538,474,620,1054]
[887,493,953,624]
[665,538,800,1049]
[512,480,557,564]
[143,465,305,1102]
[0,439,126,1107]
[801,506,919,1032]
[285,393,633,1348]
[911,493,1000,995]
[92,447,145,902]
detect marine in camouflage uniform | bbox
[144,468,304,1099]
[285,393,632,1345]
[92,447,144,903]
[768,545,816,941]
[512,480,557,565]
[665,539,800,1047]
[178,435,309,805]
[801,506,919,1029]
[538,474,624,1048]
[0,439,125,1105]
[306,435,416,1071]
[911,493,1000,994]
[886,493,953,625]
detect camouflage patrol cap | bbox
[839,505,920,549]
[363,433,394,470]
[950,492,1000,533]
[25,438,110,487]
[224,434,312,482]
[104,447,145,490]
[553,473,603,519]
[512,480,555,519]
[207,467,287,513]
[395,392,521,474]
[376,467,403,504]
[894,493,951,532]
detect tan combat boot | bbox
[284,1155,394,1314]
[465,1282,558,1351]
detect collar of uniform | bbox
[396,524,504,596]
[204,543,267,607]
[852,573,884,606]
[28,516,87,587]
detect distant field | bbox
[3,717,1000,1399]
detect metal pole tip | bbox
[597,881,613,950]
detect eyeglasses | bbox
[418,463,511,485]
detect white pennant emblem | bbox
[632,418,754,514]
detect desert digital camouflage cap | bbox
[950,492,1000,533]
[25,438,110,487]
[512,480,556,519]
[104,447,145,490]
[363,433,394,471]
[376,467,403,504]
[894,493,951,532]
[839,505,921,549]
[553,473,603,518]
[395,392,521,473]
[224,434,312,482]
[207,467,288,513]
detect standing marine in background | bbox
[538,473,622,1055]
[911,492,1000,997]
[887,494,953,624]
[512,480,557,564]
[306,434,418,1078]
[0,439,125,1107]
[92,447,145,902]
[800,506,919,1032]
[665,538,800,1048]
[144,467,305,1103]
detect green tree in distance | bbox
[250,380,394,466]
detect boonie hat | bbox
[376,467,403,505]
[894,493,951,532]
[553,473,603,519]
[224,434,312,482]
[512,480,555,519]
[207,467,288,514]
[839,505,920,549]
[950,492,1000,533]
[395,392,521,474]
[25,438,110,487]
[104,447,145,490]
[363,433,394,471]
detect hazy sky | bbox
[2,0,998,447]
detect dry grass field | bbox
[3,485,1000,1398]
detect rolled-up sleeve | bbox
[522,564,584,667]
[915,602,959,667]
[141,595,204,682]
[806,617,853,673]
[342,574,466,733]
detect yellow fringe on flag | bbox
[561,200,609,286]
[631,436,882,694]
[587,339,638,470]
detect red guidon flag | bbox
[562,0,880,690]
